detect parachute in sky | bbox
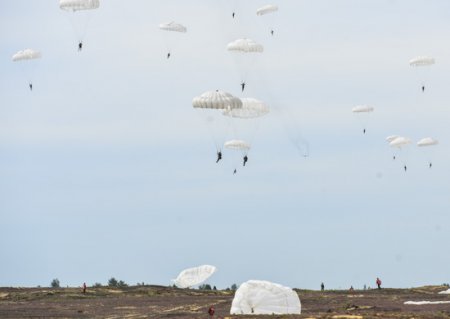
[193,90,242,154]
[352,105,374,134]
[409,56,435,92]
[224,139,251,152]
[417,137,438,168]
[223,98,269,119]
[230,280,301,315]
[227,39,264,91]
[159,22,187,59]
[172,265,217,289]
[59,0,100,51]
[12,49,42,91]
[256,4,278,16]
[386,135,399,143]
[256,5,279,36]
[390,136,411,171]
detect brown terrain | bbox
[0,285,449,319]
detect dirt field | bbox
[0,285,449,318]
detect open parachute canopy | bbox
[12,49,41,62]
[192,90,242,110]
[417,137,438,147]
[223,98,269,119]
[59,0,100,12]
[409,56,435,67]
[224,139,251,151]
[230,280,301,315]
[256,4,279,16]
[227,38,264,53]
[352,105,374,113]
[172,265,217,289]
[389,136,411,148]
[159,21,187,33]
[386,135,399,143]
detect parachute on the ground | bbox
[256,4,278,16]
[172,265,217,289]
[159,22,187,33]
[12,49,42,62]
[193,90,242,110]
[417,137,438,147]
[222,98,269,118]
[60,0,100,11]
[227,38,264,53]
[230,280,301,315]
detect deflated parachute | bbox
[230,280,301,315]
[172,265,217,289]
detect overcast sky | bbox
[1,0,450,290]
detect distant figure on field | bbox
[29,83,33,91]
[208,305,215,317]
[363,284,367,290]
[321,282,325,291]
[243,155,248,166]
[82,282,87,294]
[349,286,354,291]
[376,277,382,289]
[78,42,83,51]
[216,151,222,163]
[241,81,245,92]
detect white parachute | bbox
[256,4,279,16]
[417,137,438,147]
[409,56,435,92]
[224,139,251,152]
[59,0,100,50]
[256,5,279,36]
[390,136,411,148]
[386,135,399,143]
[222,98,269,119]
[230,280,301,315]
[417,137,438,168]
[352,105,374,134]
[12,49,42,90]
[159,22,187,33]
[159,21,187,59]
[227,38,264,53]
[172,265,217,289]
[193,90,242,110]
[59,0,99,12]
[227,39,264,92]
[12,49,42,62]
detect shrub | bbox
[51,279,60,288]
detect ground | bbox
[0,285,449,318]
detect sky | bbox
[1,0,450,290]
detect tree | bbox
[199,284,212,290]
[108,277,118,287]
[51,278,60,288]
[117,280,128,288]
[231,283,238,290]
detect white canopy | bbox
[230,280,301,315]
[352,105,374,113]
[223,98,269,119]
[193,90,242,110]
[390,136,411,148]
[227,38,264,53]
[256,4,278,16]
[59,0,100,12]
[12,49,41,62]
[417,137,438,147]
[172,265,217,288]
[159,22,187,33]
[224,140,251,151]
[409,56,435,67]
